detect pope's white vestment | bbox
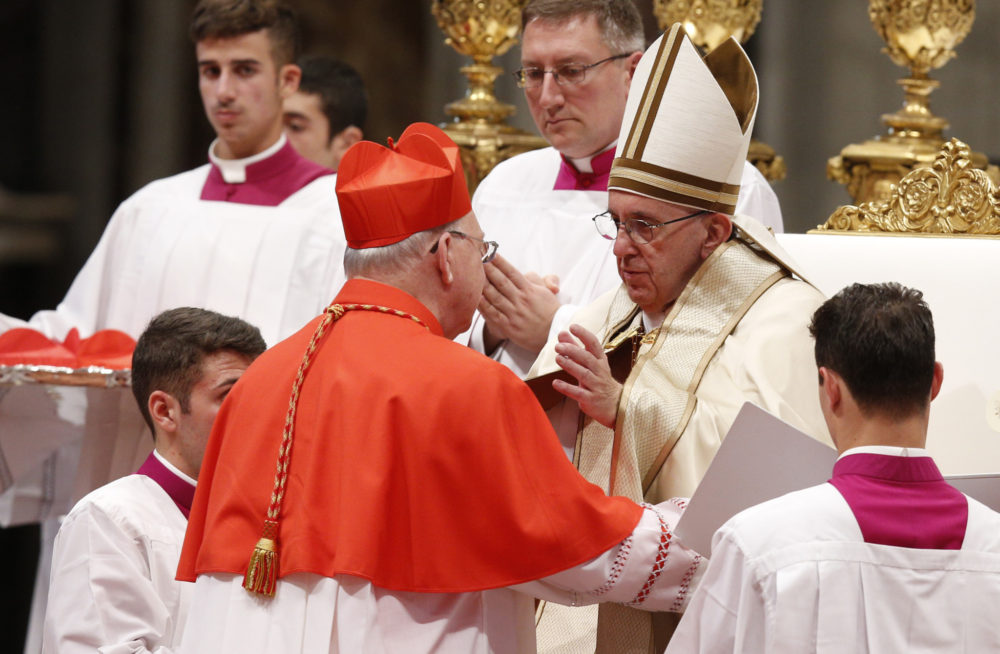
[464,146,783,378]
[178,503,703,654]
[42,462,193,654]
[667,473,1000,653]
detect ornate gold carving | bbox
[747,137,786,183]
[869,0,974,77]
[817,139,1000,236]
[431,0,547,191]
[869,0,974,141]
[652,0,784,183]
[828,1,997,206]
[652,0,762,51]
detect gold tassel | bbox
[243,520,279,597]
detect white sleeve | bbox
[736,162,783,234]
[513,500,705,613]
[665,524,766,654]
[42,502,177,654]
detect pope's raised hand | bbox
[479,254,561,354]
[551,324,621,428]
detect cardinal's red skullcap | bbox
[336,123,472,249]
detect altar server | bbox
[42,308,265,654]
[0,0,345,347]
[283,54,366,172]
[175,123,705,654]
[465,0,783,378]
[667,282,1000,653]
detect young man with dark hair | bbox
[42,308,265,654]
[667,283,1000,653]
[284,54,367,171]
[1,0,345,346]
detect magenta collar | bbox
[200,140,333,206]
[829,453,967,550]
[137,452,196,519]
[553,148,615,192]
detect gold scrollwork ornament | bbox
[818,138,1000,236]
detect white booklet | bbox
[674,402,1000,557]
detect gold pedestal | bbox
[431,0,546,192]
[828,0,997,205]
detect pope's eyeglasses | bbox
[429,231,499,263]
[592,209,711,244]
[513,53,631,89]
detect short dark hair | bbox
[809,282,936,419]
[190,0,300,67]
[131,307,267,432]
[522,0,645,54]
[297,55,368,140]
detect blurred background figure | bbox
[283,54,367,171]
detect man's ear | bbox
[930,361,944,401]
[818,367,843,413]
[332,126,363,158]
[700,212,732,259]
[433,231,455,286]
[626,51,643,81]
[278,63,301,99]
[148,390,181,436]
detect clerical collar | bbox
[137,450,197,518]
[553,143,616,191]
[837,445,930,461]
[208,133,288,184]
[641,311,664,333]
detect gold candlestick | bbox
[652,0,786,183]
[827,0,997,205]
[431,0,547,192]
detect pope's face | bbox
[610,191,716,317]
[521,14,634,159]
[197,30,297,159]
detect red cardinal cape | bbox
[178,279,641,592]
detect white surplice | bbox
[464,146,784,378]
[0,164,344,347]
[666,482,1000,654]
[178,502,704,654]
[42,472,192,654]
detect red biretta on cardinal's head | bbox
[335,122,472,249]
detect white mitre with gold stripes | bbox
[609,23,758,215]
